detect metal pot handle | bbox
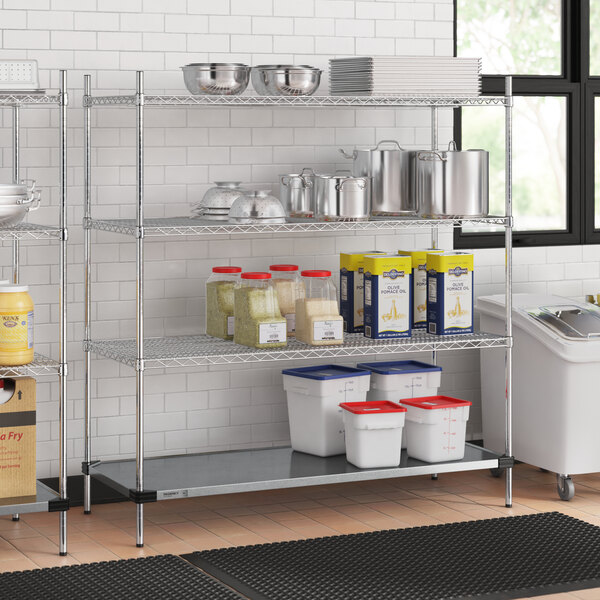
[281,175,307,189]
[448,141,458,151]
[334,169,353,175]
[338,148,357,160]
[417,151,447,162]
[20,179,36,194]
[336,177,367,191]
[375,140,404,151]
[300,167,315,177]
[19,190,41,211]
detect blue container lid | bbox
[282,365,370,380]
[356,360,442,375]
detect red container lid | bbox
[241,272,271,280]
[340,401,407,415]
[400,396,472,410]
[270,264,299,272]
[301,270,332,278]
[212,266,242,274]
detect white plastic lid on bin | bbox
[282,365,370,380]
[400,396,471,409]
[477,294,600,363]
[357,360,441,375]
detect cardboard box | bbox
[0,378,36,498]
[363,254,412,339]
[427,252,474,335]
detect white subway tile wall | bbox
[0,0,593,477]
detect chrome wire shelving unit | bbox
[83,71,514,548]
[0,72,69,555]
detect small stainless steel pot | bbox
[416,141,489,217]
[279,168,317,218]
[315,175,371,222]
[339,140,416,216]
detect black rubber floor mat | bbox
[183,512,600,600]
[0,554,244,600]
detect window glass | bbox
[595,97,600,229]
[591,1,600,74]
[457,0,562,75]
[461,96,567,231]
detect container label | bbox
[341,276,348,301]
[443,270,472,330]
[0,310,33,352]
[285,313,295,334]
[227,316,234,336]
[313,320,343,341]
[259,322,286,344]
[363,271,411,339]
[414,266,427,326]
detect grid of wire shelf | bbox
[0,94,61,106]
[0,223,62,241]
[87,332,509,369]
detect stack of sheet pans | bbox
[329,56,482,96]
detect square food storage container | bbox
[401,396,471,463]
[282,365,371,457]
[340,401,407,469]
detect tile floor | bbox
[2,464,600,599]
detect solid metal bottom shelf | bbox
[90,444,501,501]
[0,481,60,516]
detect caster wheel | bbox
[490,468,503,478]
[557,474,575,501]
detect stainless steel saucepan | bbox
[315,174,371,221]
[280,168,317,218]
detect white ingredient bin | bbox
[357,360,442,449]
[282,365,371,457]
[401,396,471,463]
[341,401,407,468]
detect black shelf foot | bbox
[84,510,91,515]
[136,543,144,548]
[11,516,19,522]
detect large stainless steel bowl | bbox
[251,65,322,96]
[181,63,250,96]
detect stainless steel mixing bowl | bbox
[251,65,322,96]
[181,63,250,96]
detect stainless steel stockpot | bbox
[416,142,489,217]
[279,168,317,218]
[315,174,371,221]
[339,140,416,216]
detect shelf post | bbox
[83,74,92,516]
[58,69,68,555]
[430,107,439,373]
[12,104,19,285]
[504,76,513,508]
[135,71,145,547]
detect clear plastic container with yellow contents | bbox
[0,284,34,366]
[206,266,242,340]
[269,264,303,337]
[295,270,344,346]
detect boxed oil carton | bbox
[363,254,412,339]
[427,252,474,335]
[0,378,36,498]
[339,251,384,333]
[398,249,444,329]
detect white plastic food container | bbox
[282,365,371,457]
[478,294,600,478]
[357,360,442,402]
[341,401,407,469]
[401,396,471,463]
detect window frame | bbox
[453,0,590,249]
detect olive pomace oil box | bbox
[398,249,443,329]
[339,251,384,333]
[363,254,412,339]
[426,251,474,335]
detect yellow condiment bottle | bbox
[0,285,34,366]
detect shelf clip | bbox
[497,455,515,469]
[81,460,100,475]
[135,358,145,372]
[505,215,514,229]
[129,488,156,504]
[59,362,69,377]
[135,91,145,107]
[59,90,69,107]
[48,497,70,512]
[60,227,68,242]
[135,226,145,239]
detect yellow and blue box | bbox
[398,249,443,329]
[363,254,412,339]
[426,252,474,335]
[340,251,383,333]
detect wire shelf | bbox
[86,216,508,237]
[84,94,509,108]
[87,332,509,369]
[0,223,62,241]
[0,354,61,377]
[0,94,60,106]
